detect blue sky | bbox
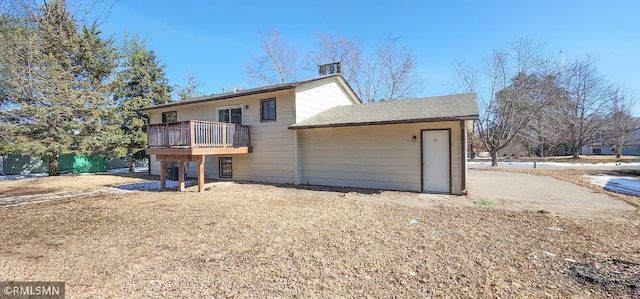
[90,0,639,114]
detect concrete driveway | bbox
[465,169,638,220]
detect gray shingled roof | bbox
[289,93,478,129]
[139,74,359,111]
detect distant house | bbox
[581,118,640,156]
[140,69,479,194]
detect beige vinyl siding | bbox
[184,156,217,179]
[148,154,216,179]
[147,89,297,184]
[234,89,296,183]
[298,122,464,193]
[294,78,357,122]
[149,154,160,176]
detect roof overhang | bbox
[138,85,295,112]
[138,74,358,112]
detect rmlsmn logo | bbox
[1,281,65,299]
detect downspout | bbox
[294,130,301,185]
[292,90,301,185]
[460,120,467,195]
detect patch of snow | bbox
[542,162,640,167]
[0,173,49,181]
[107,167,149,173]
[585,175,640,197]
[1,188,133,208]
[0,167,149,182]
[468,161,640,167]
[116,180,196,191]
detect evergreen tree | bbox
[0,0,119,175]
[112,35,172,171]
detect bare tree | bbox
[604,87,638,162]
[246,27,300,85]
[248,30,422,101]
[453,37,557,166]
[557,54,614,158]
[306,32,362,84]
[354,38,421,102]
[452,58,479,93]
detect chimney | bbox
[318,62,342,76]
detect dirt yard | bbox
[1,173,639,298]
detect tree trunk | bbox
[128,158,135,172]
[614,144,622,164]
[571,144,580,159]
[48,156,60,176]
[491,151,499,167]
[572,148,580,159]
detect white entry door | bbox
[422,130,450,193]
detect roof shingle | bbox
[139,74,356,111]
[289,93,478,129]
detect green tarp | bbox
[2,154,109,175]
[1,155,48,175]
[58,154,109,174]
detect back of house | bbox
[141,73,478,194]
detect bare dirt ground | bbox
[1,172,639,298]
[0,173,150,206]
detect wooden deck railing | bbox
[148,120,250,148]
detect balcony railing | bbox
[148,120,250,149]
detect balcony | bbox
[146,120,251,156]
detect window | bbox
[162,111,177,123]
[217,105,242,124]
[260,98,276,122]
[592,148,602,155]
[219,157,232,178]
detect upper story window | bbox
[261,98,276,122]
[217,105,243,124]
[162,111,177,123]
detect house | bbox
[140,71,479,194]
[581,118,640,156]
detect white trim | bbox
[294,130,301,184]
[215,104,244,124]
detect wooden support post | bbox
[160,161,167,189]
[198,155,205,192]
[178,160,185,192]
[189,120,195,148]
[247,126,251,148]
[164,123,169,147]
[222,123,227,148]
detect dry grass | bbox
[0,172,151,195]
[1,176,639,298]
